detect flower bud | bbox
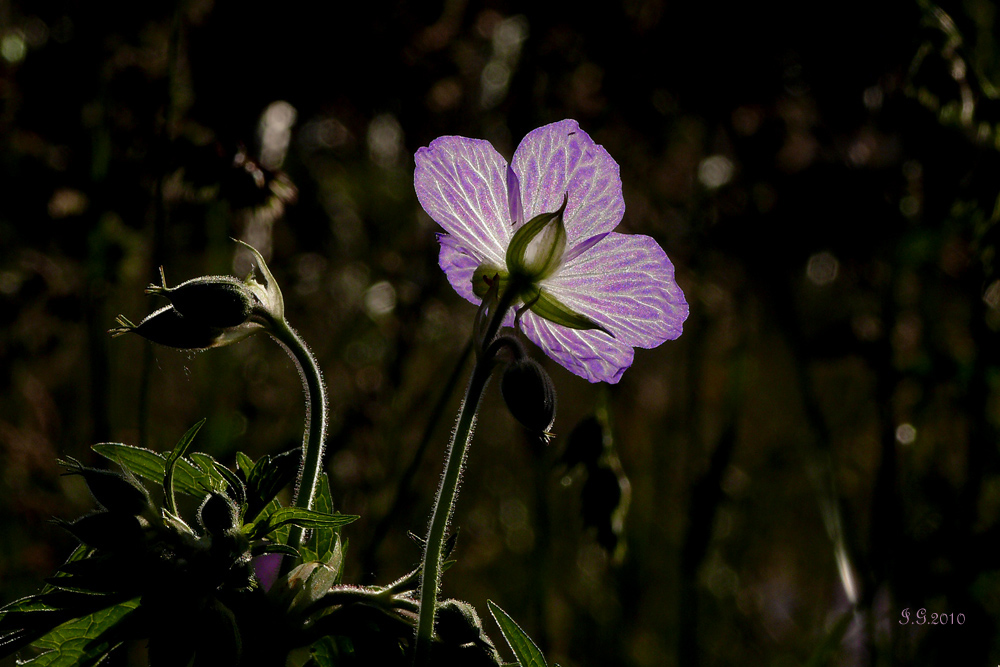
[147,272,257,328]
[500,358,556,435]
[198,492,239,537]
[110,306,242,350]
[61,458,151,516]
[435,599,485,646]
[434,600,502,666]
[110,240,284,350]
[506,194,568,282]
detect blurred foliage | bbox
[3,0,1000,665]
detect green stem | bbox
[269,319,328,554]
[413,287,517,664]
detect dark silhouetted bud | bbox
[434,599,502,666]
[61,458,150,516]
[110,306,228,350]
[110,240,285,350]
[435,599,484,646]
[59,512,146,553]
[500,358,556,434]
[147,272,257,328]
[198,492,239,537]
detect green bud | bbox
[500,357,557,435]
[506,194,568,281]
[472,264,510,300]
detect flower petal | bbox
[520,311,634,384]
[415,136,512,267]
[542,232,688,349]
[437,234,482,305]
[511,120,624,245]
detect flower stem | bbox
[268,318,328,554]
[413,288,517,664]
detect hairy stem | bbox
[413,288,516,664]
[269,319,328,554]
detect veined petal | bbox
[520,311,634,384]
[438,235,517,329]
[511,120,624,245]
[541,233,688,349]
[415,136,512,267]
[437,234,482,305]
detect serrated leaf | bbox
[21,598,140,667]
[163,420,206,514]
[487,600,547,667]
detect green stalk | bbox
[268,318,328,553]
[413,287,516,664]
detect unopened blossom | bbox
[415,119,688,383]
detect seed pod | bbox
[500,358,556,434]
[198,492,239,537]
[148,273,257,328]
[61,458,150,516]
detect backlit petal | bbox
[520,311,634,384]
[415,136,512,267]
[511,120,624,245]
[542,232,688,348]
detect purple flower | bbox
[415,119,688,384]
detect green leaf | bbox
[163,420,206,514]
[19,598,139,667]
[528,289,610,334]
[208,458,247,508]
[92,444,224,498]
[299,474,340,563]
[235,451,255,479]
[252,507,358,540]
[246,449,300,522]
[307,636,337,667]
[41,545,92,595]
[251,542,300,558]
[487,600,547,667]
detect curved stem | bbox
[268,319,328,553]
[413,288,517,664]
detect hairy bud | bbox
[500,358,556,435]
[61,458,150,516]
[198,492,239,537]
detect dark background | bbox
[3,0,1000,664]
